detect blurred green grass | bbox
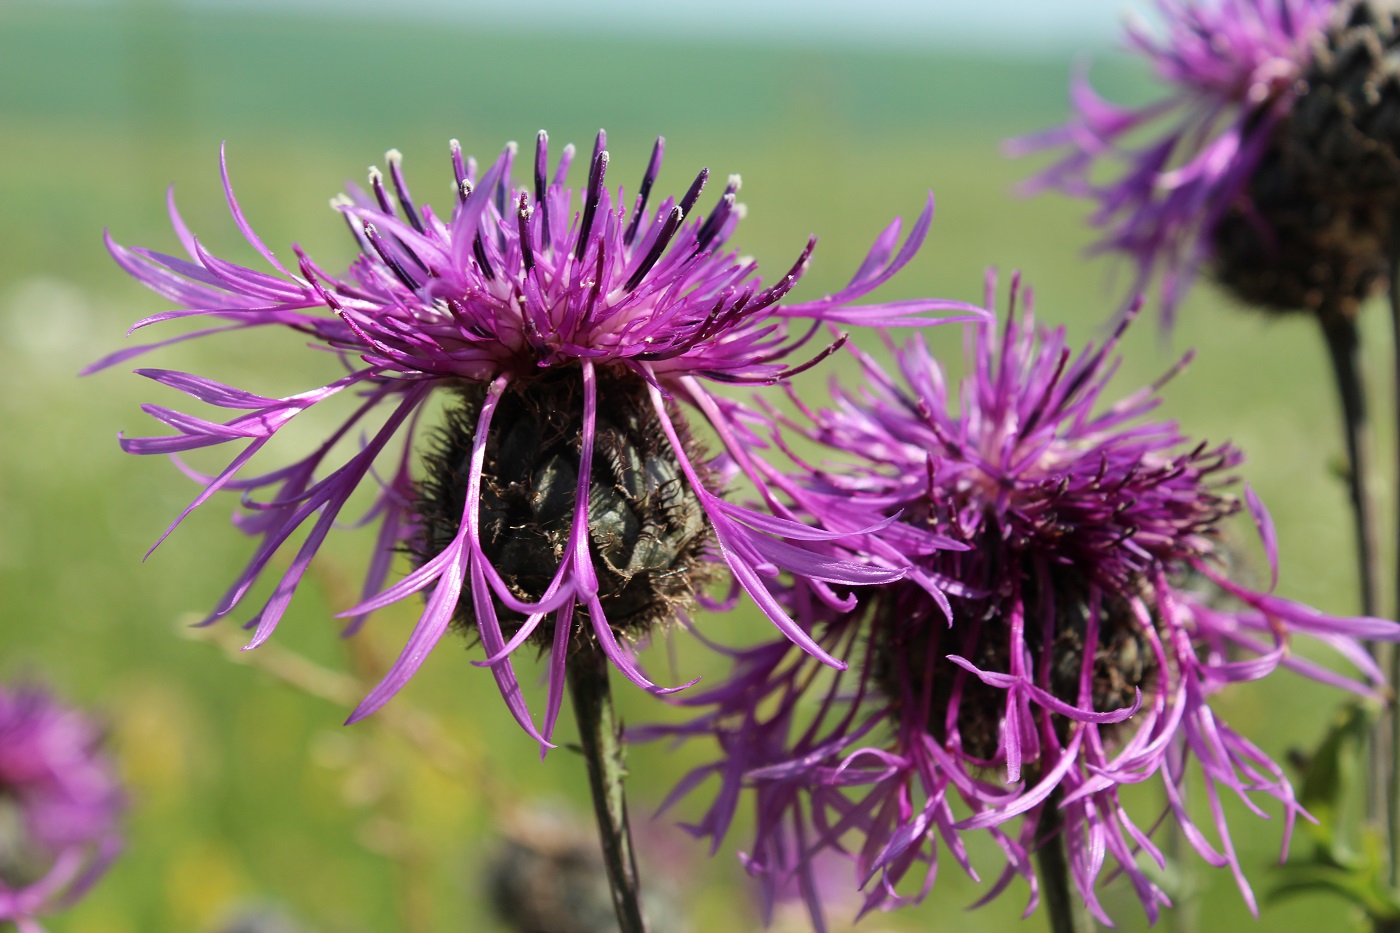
[0,3,1390,931]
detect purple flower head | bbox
[1011,0,1336,326]
[95,131,981,747]
[0,684,124,932]
[646,273,1400,928]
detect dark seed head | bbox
[1209,145,1391,321]
[1290,0,1400,197]
[414,367,715,653]
[872,569,1160,762]
[1209,1,1400,319]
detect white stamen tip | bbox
[734,203,748,220]
[385,148,403,165]
[449,138,461,153]
[368,165,383,183]
[727,173,742,191]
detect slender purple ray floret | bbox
[0,684,124,932]
[95,132,982,745]
[642,272,1400,927]
[1010,0,1335,327]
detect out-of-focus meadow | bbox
[0,3,1387,931]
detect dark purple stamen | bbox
[452,171,480,256]
[342,210,371,254]
[624,136,665,247]
[624,205,684,291]
[363,223,421,291]
[1019,347,1071,435]
[748,318,822,366]
[369,168,395,216]
[449,139,468,191]
[748,236,816,312]
[590,129,607,169]
[575,149,610,262]
[584,237,607,320]
[678,168,709,218]
[534,130,551,247]
[386,154,425,234]
[518,193,535,272]
[474,233,496,280]
[693,193,735,255]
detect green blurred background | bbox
[0,2,1387,930]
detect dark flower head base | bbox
[642,274,1400,927]
[0,684,124,930]
[414,367,716,647]
[96,131,982,746]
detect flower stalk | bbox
[1036,792,1096,933]
[1388,233,1400,892]
[568,644,650,933]
[1320,314,1383,621]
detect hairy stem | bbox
[1035,796,1096,933]
[568,645,649,933]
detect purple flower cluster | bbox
[96,132,979,744]
[0,684,124,932]
[642,274,1398,928]
[1011,0,1335,325]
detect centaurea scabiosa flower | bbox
[1012,0,1400,325]
[0,683,124,933]
[94,131,979,745]
[645,274,1400,929]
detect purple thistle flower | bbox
[94,131,981,746]
[1010,0,1337,326]
[0,684,124,932]
[643,273,1400,928]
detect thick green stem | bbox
[568,646,649,933]
[1320,314,1382,621]
[1387,254,1400,894]
[1320,313,1392,893]
[1162,791,1198,933]
[1035,796,1096,933]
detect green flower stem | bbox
[568,644,650,933]
[1319,312,1391,896]
[1320,314,1382,622]
[1035,793,1096,933]
[1387,249,1400,894]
